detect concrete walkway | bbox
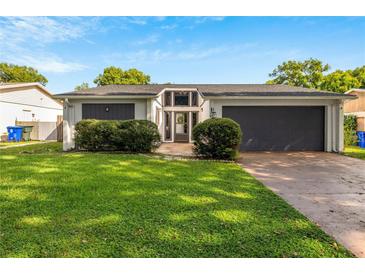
[155,143,194,157]
[239,152,365,257]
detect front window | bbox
[174,91,189,106]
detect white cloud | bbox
[5,54,88,73]
[194,16,225,24]
[161,24,177,30]
[0,17,96,46]
[102,41,301,66]
[126,17,148,25]
[0,17,93,74]
[134,34,159,45]
[110,44,236,64]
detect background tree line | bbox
[267,58,365,93]
[1,60,364,93]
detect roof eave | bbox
[53,95,157,100]
[202,95,357,100]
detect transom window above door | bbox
[162,90,199,107]
[174,91,189,106]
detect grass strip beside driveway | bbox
[344,146,365,160]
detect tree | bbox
[93,66,150,86]
[0,63,48,85]
[74,82,90,91]
[266,58,330,89]
[351,65,365,88]
[321,70,360,93]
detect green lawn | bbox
[344,146,365,160]
[0,143,352,257]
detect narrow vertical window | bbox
[164,91,171,106]
[164,111,172,141]
[156,108,161,125]
[192,112,198,129]
[191,91,198,106]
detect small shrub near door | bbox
[344,115,358,146]
[75,119,160,152]
[192,118,242,160]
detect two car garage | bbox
[222,106,325,151]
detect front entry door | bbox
[175,112,189,142]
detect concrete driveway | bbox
[239,152,365,257]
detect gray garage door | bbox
[222,106,324,151]
[82,104,135,120]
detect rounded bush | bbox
[75,119,116,151]
[75,119,160,152]
[111,120,161,152]
[192,118,242,160]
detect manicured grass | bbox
[0,143,352,257]
[0,141,40,147]
[344,146,365,160]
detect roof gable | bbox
[0,82,62,106]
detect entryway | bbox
[163,111,199,143]
[174,112,189,142]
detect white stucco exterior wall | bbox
[62,98,147,150]
[209,98,344,152]
[0,87,63,134]
[150,97,163,137]
[61,93,345,152]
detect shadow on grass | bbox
[0,143,353,258]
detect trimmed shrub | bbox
[111,120,161,152]
[74,119,116,151]
[74,119,160,152]
[344,115,358,146]
[192,118,242,160]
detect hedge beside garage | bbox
[344,115,358,146]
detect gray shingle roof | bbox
[54,84,354,98]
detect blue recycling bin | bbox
[357,132,365,148]
[7,126,24,142]
[357,131,365,141]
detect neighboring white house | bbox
[54,84,356,152]
[0,82,63,139]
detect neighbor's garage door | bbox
[82,104,135,120]
[222,106,324,151]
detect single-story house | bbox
[344,88,365,131]
[54,84,355,152]
[0,82,63,140]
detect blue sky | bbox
[0,16,364,93]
